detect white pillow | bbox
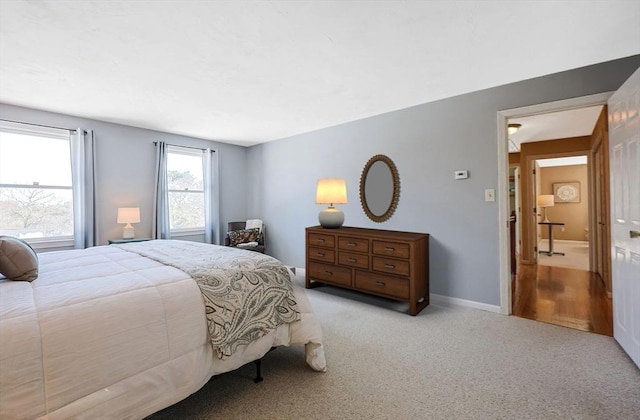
[237,241,259,248]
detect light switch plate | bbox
[485,189,495,202]
[455,170,469,180]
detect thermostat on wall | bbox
[455,170,469,180]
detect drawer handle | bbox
[348,258,357,262]
[384,264,395,269]
[324,270,333,276]
[375,281,385,287]
[316,253,325,257]
[316,238,325,243]
[348,242,357,247]
[385,247,395,252]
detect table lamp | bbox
[117,207,140,239]
[536,195,554,223]
[316,178,347,228]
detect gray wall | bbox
[247,55,640,307]
[2,56,637,307]
[0,104,248,245]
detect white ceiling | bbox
[1,1,639,147]
[537,156,588,168]
[508,105,604,153]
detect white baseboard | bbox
[430,293,502,313]
[297,268,502,314]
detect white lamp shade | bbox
[536,195,555,208]
[117,207,141,224]
[316,179,347,205]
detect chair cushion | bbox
[0,236,39,281]
[227,228,261,247]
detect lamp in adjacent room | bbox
[536,195,554,223]
[117,207,140,239]
[316,178,347,229]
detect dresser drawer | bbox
[308,233,335,248]
[308,262,352,287]
[372,240,410,259]
[308,246,335,263]
[372,257,410,276]
[338,251,369,269]
[355,270,409,299]
[338,236,369,253]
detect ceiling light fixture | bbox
[508,123,522,135]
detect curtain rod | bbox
[153,141,216,152]
[0,118,87,134]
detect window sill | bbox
[170,229,205,237]
[27,238,75,251]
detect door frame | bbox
[496,92,614,314]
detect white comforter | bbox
[0,245,325,420]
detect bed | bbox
[0,239,326,420]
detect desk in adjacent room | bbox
[538,222,565,256]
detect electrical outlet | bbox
[561,227,565,232]
[484,189,495,202]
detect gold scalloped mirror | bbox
[359,154,400,223]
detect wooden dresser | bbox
[305,226,429,315]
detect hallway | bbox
[512,264,612,336]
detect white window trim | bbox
[0,120,74,246]
[166,145,206,233]
[170,228,206,237]
[0,120,70,139]
[28,237,75,251]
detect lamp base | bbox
[122,224,135,239]
[319,207,344,229]
[542,208,550,223]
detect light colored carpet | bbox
[148,274,640,420]
[538,239,589,271]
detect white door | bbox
[609,67,640,368]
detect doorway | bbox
[505,106,612,335]
[534,156,590,271]
[497,92,613,316]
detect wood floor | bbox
[512,264,613,336]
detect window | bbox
[0,122,74,244]
[167,146,205,233]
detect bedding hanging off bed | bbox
[114,240,300,358]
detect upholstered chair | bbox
[224,221,266,253]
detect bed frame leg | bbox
[253,347,276,383]
[253,358,263,383]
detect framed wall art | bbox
[553,181,580,203]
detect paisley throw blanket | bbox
[114,240,300,358]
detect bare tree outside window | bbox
[0,188,72,237]
[167,170,204,229]
[166,147,205,231]
[0,125,74,240]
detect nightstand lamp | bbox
[117,207,140,239]
[316,178,347,228]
